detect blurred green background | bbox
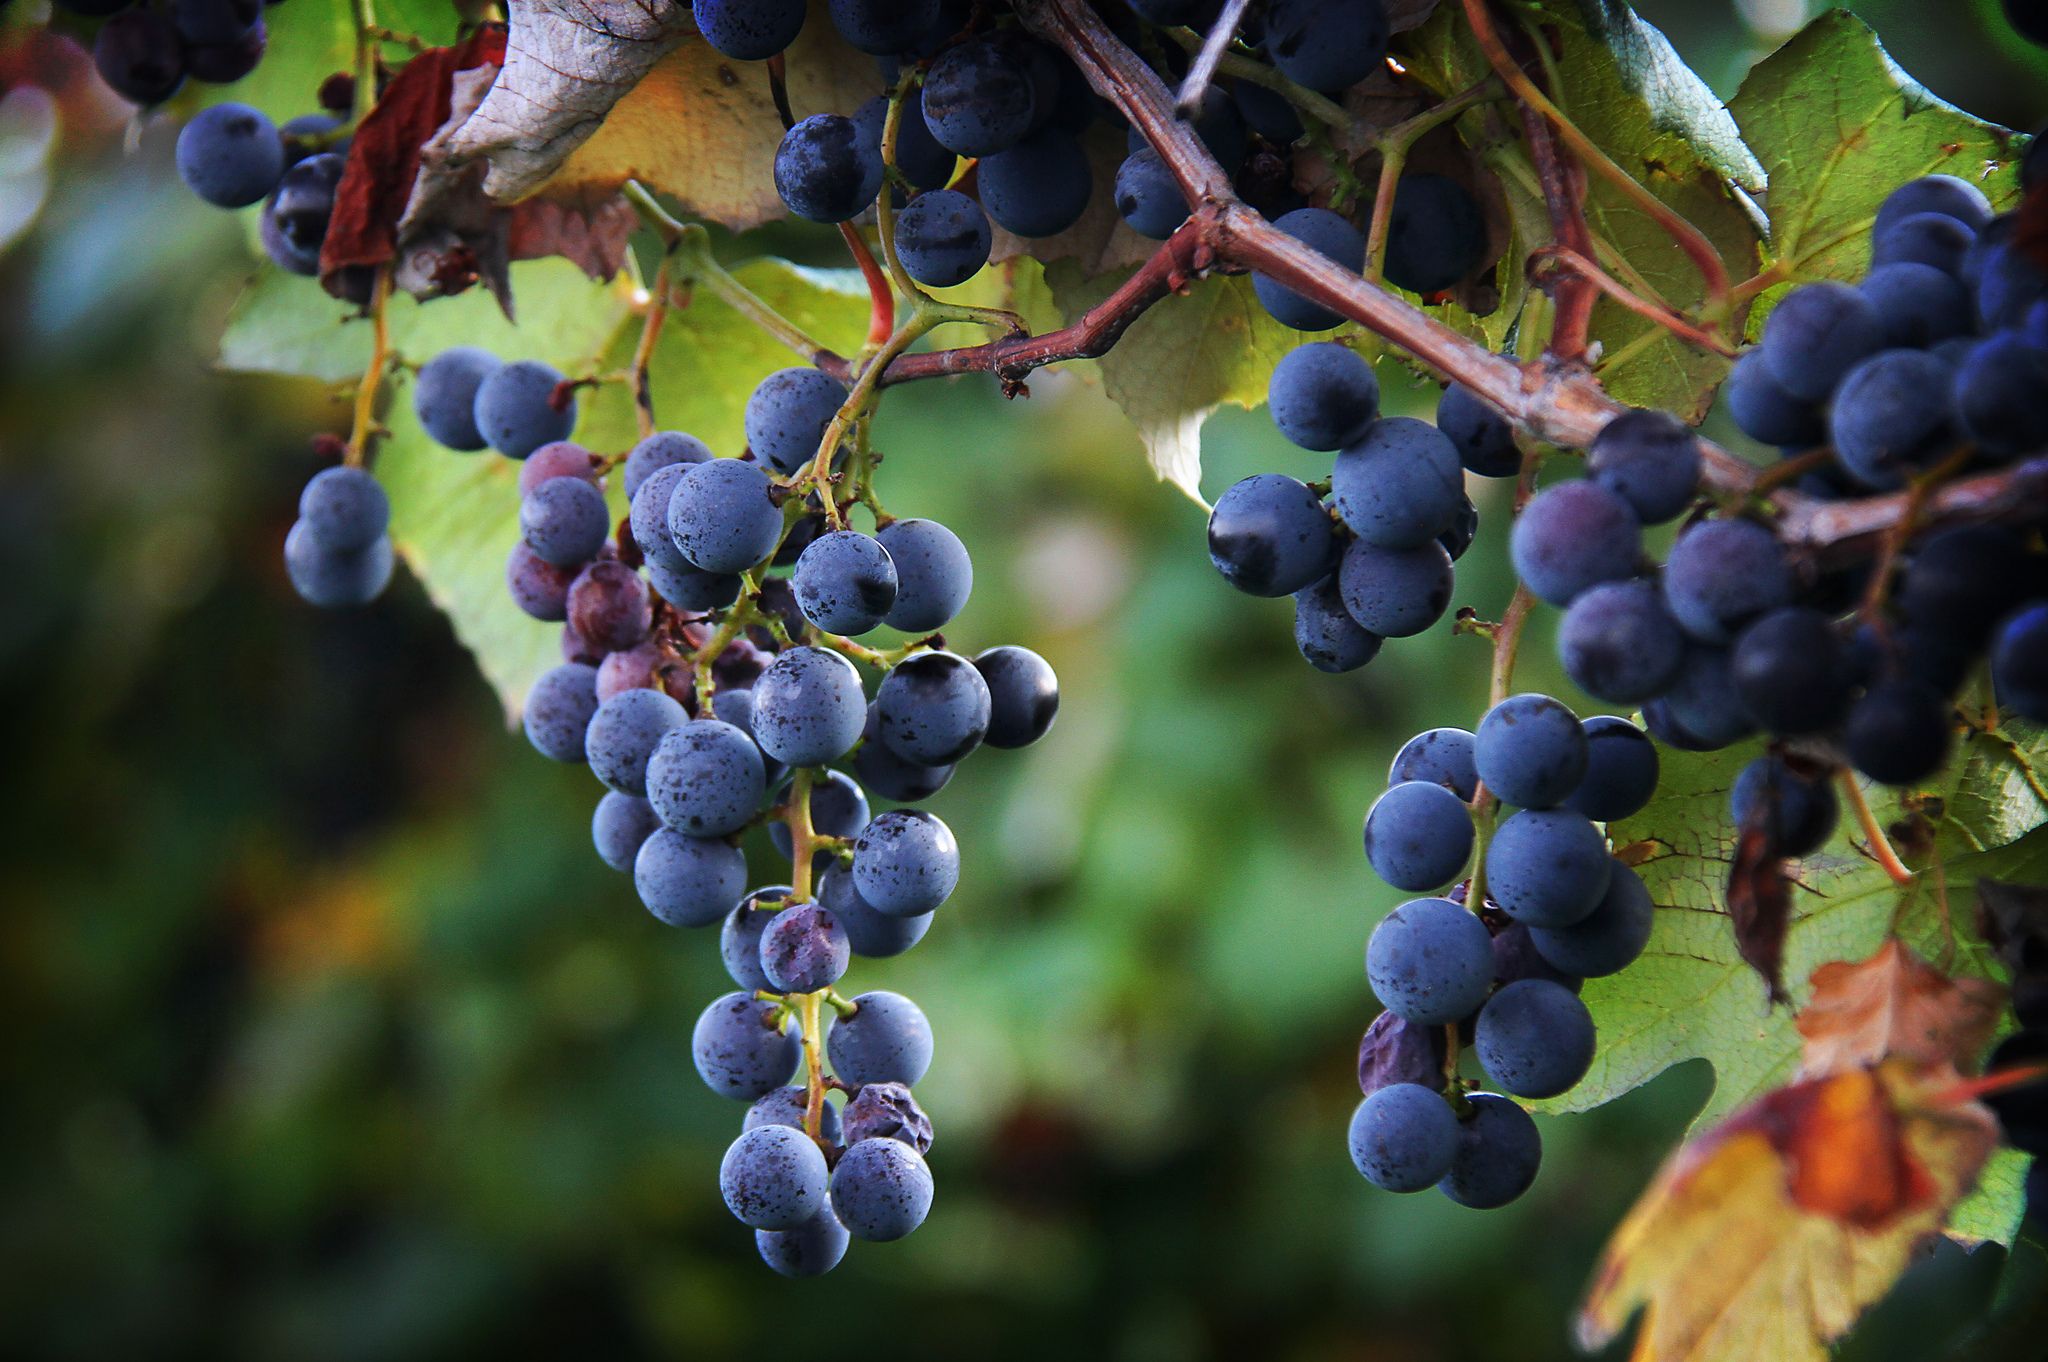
[0,2,2043,1359]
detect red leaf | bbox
[318,24,507,290]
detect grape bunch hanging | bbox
[50,0,2048,1296]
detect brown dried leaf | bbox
[1795,941,2006,1079]
[1579,1059,2000,1362]
[443,0,880,227]
[1727,818,1793,1004]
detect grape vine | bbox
[40,0,2048,1336]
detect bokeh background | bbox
[1,2,2044,1358]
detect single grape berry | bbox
[973,645,1059,748]
[94,9,186,104]
[1268,343,1379,451]
[1474,693,1588,810]
[775,113,884,223]
[1529,860,1653,978]
[977,130,1093,239]
[830,1138,934,1241]
[751,645,868,768]
[1484,809,1612,927]
[1357,1010,1449,1096]
[1721,349,1823,449]
[1364,897,1494,1026]
[756,1210,850,1279]
[474,360,576,459]
[876,518,972,632]
[841,1081,933,1153]
[1829,348,1956,491]
[852,809,960,917]
[793,530,898,636]
[519,477,610,568]
[506,542,574,621]
[1363,781,1475,892]
[1349,1084,1458,1193]
[297,466,389,555]
[1845,680,1952,786]
[1859,261,1974,351]
[644,719,767,837]
[1114,147,1188,240]
[827,991,933,1086]
[1557,578,1685,705]
[1474,979,1596,1099]
[1253,207,1367,332]
[414,347,502,451]
[1436,383,1519,477]
[1566,717,1659,824]
[1953,333,2048,458]
[1508,481,1642,607]
[1874,175,1993,238]
[1293,573,1383,673]
[568,560,653,653]
[592,792,660,874]
[1437,1093,1542,1209]
[745,1085,843,1144]
[1757,281,1884,403]
[692,0,806,60]
[261,153,343,275]
[1336,539,1454,639]
[759,902,851,994]
[522,662,600,763]
[518,442,602,498]
[828,0,939,53]
[622,430,712,500]
[1994,605,2048,722]
[745,368,848,476]
[720,1124,830,1231]
[1382,173,1487,295]
[1206,474,1338,597]
[1389,728,1477,801]
[636,830,748,929]
[1871,210,1975,276]
[721,889,788,990]
[586,686,688,796]
[876,650,991,766]
[1659,643,1755,749]
[1661,518,1793,644]
[1730,607,1852,735]
[894,189,991,288]
[922,38,1036,157]
[821,863,934,958]
[1262,0,1389,93]
[1587,409,1700,525]
[667,458,783,574]
[283,521,392,609]
[1729,755,1839,856]
[693,992,802,1100]
[1331,417,1465,550]
[176,102,284,208]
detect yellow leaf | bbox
[1578,1060,1998,1362]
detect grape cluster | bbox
[405,329,1057,1272]
[1206,340,1509,671]
[1351,698,1656,1206]
[65,0,273,106]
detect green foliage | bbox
[1542,723,2048,1241]
[1731,10,2025,299]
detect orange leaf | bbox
[1577,1060,1998,1362]
[1795,940,2005,1078]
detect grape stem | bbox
[1458,0,1731,318]
[1173,0,1254,117]
[1517,108,1599,359]
[779,768,835,1147]
[343,265,393,468]
[1839,772,1915,887]
[627,257,671,440]
[1530,247,1738,358]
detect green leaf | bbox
[217,255,873,716]
[1729,10,2025,293]
[1039,264,1309,505]
[1542,722,2048,1244]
